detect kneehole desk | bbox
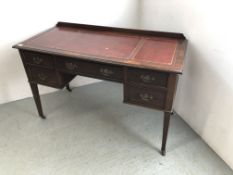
[13,22,187,156]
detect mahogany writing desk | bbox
[13,22,187,155]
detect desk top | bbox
[13,22,187,73]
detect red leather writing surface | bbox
[134,39,177,65]
[27,28,140,61]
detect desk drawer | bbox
[27,66,59,87]
[22,51,54,68]
[124,84,166,110]
[127,68,168,87]
[56,57,123,82]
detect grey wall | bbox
[0,0,139,104]
[139,0,233,169]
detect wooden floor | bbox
[0,81,232,175]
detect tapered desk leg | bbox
[66,84,72,92]
[161,112,171,156]
[29,83,46,119]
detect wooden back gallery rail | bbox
[13,22,187,155]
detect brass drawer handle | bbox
[38,73,48,81]
[100,68,113,76]
[139,93,154,101]
[65,62,78,71]
[33,57,43,64]
[140,74,155,83]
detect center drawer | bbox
[56,57,123,82]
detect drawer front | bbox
[124,84,166,110]
[127,68,168,87]
[56,57,123,82]
[27,66,59,87]
[22,51,54,68]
